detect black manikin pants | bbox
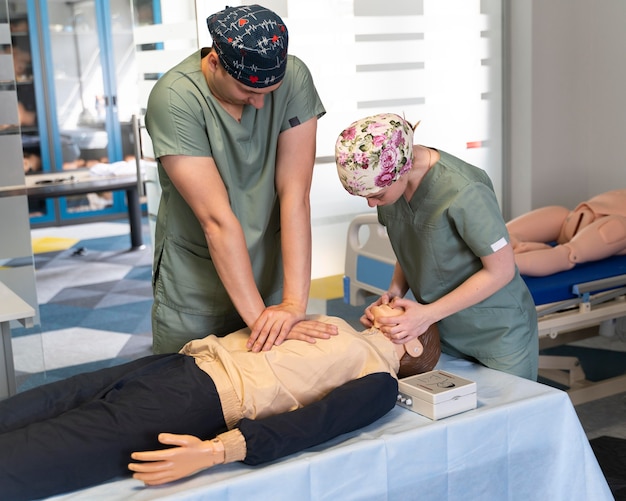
[0,354,226,501]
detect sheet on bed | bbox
[47,356,612,501]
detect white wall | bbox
[507,0,626,218]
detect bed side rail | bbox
[537,274,626,338]
[344,213,396,305]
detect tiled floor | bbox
[12,218,336,390]
[11,218,626,446]
[12,220,154,390]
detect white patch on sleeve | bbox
[490,237,508,253]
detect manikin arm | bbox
[506,205,571,252]
[239,372,397,465]
[129,373,397,485]
[513,215,626,276]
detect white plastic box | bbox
[396,370,477,420]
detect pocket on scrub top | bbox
[156,236,233,315]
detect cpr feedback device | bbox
[396,370,477,420]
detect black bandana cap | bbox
[206,4,289,88]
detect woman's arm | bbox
[381,244,516,343]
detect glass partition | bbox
[7,0,141,222]
[0,0,43,396]
[46,0,139,214]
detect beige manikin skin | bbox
[506,190,626,277]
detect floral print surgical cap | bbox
[335,113,414,196]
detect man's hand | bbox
[285,319,338,343]
[128,434,225,486]
[247,305,338,352]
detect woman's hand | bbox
[373,298,435,344]
[360,293,394,328]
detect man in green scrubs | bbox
[146,5,336,353]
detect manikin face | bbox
[371,303,403,326]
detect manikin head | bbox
[371,304,440,378]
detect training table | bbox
[48,354,612,501]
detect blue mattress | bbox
[351,252,626,307]
[522,254,626,306]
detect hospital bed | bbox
[343,213,626,405]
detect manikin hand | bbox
[128,434,225,486]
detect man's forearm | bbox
[280,199,312,312]
[275,116,317,313]
[203,219,265,326]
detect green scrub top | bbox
[145,49,325,346]
[378,150,538,365]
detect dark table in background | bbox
[1,171,144,250]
